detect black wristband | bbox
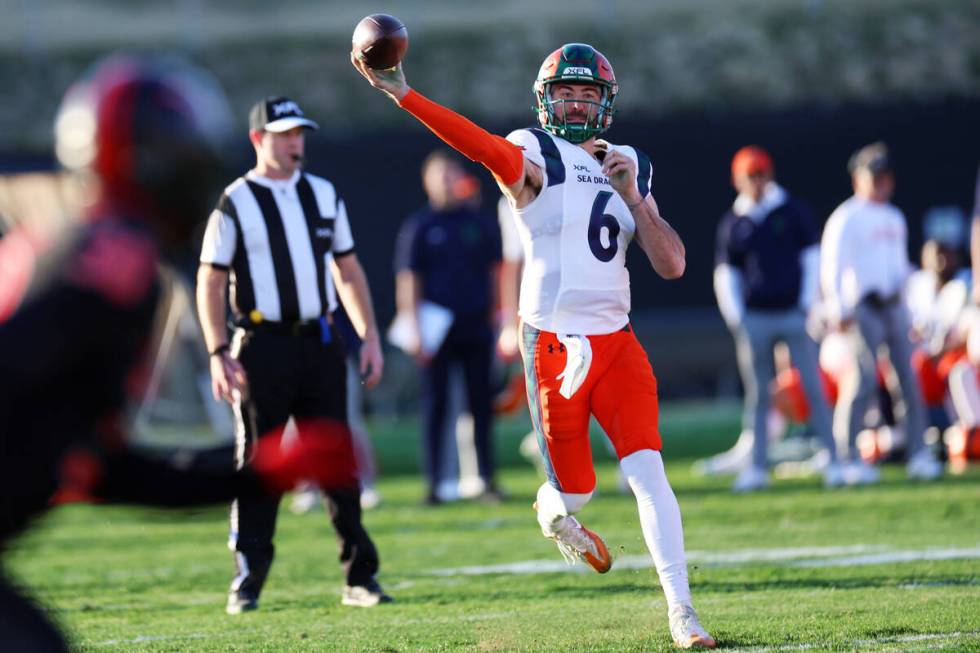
[210,344,230,357]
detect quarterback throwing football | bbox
[353,43,715,649]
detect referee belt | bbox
[235,314,331,337]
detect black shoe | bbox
[424,491,443,507]
[226,590,258,615]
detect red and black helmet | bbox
[533,43,618,143]
[54,54,232,240]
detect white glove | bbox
[556,334,592,399]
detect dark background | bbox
[4,97,977,397]
[299,97,979,397]
[299,97,980,326]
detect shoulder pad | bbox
[0,227,45,323]
[67,224,158,308]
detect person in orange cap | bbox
[714,146,843,491]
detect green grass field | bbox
[6,404,980,652]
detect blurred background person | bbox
[0,53,355,653]
[971,165,980,305]
[713,146,842,491]
[196,95,389,613]
[948,164,980,473]
[392,150,503,505]
[906,208,971,438]
[820,142,944,484]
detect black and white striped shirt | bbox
[200,169,355,322]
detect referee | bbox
[196,96,390,613]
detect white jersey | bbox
[200,169,354,321]
[820,195,912,323]
[505,128,652,335]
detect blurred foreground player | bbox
[0,54,354,652]
[353,42,714,648]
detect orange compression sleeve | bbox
[398,89,524,186]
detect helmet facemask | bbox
[533,44,618,144]
[535,83,614,144]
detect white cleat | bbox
[341,581,393,607]
[692,430,753,477]
[360,486,382,510]
[546,514,612,574]
[732,465,770,492]
[844,460,880,486]
[906,448,943,481]
[289,487,321,514]
[669,604,716,649]
[225,591,257,615]
[823,462,847,488]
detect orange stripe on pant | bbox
[519,322,661,494]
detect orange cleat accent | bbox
[547,514,612,573]
[578,524,612,573]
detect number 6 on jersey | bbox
[588,190,620,262]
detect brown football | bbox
[352,14,408,70]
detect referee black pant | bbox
[229,325,379,599]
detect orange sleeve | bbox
[398,89,524,186]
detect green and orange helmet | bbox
[533,43,618,144]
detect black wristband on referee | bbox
[210,344,230,357]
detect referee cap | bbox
[249,96,319,132]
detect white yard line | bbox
[94,633,208,647]
[791,547,980,568]
[428,545,980,576]
[725,631,980,653]
[900,579,980,589]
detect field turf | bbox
[6,403,980,652]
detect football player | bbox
[0,54,355,651]
[353,43,715,649]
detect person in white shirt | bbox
[820,142,943,483]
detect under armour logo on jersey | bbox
[272,100,303,116]
[315,227,333,239]
[547,343,566,354]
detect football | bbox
[352,14,408,70]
